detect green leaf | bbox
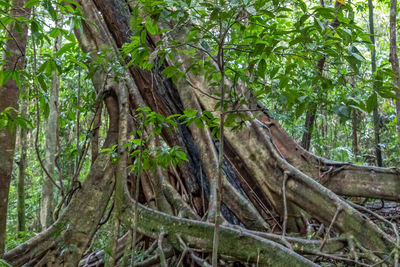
[162,66,177,78]
[366,92,377,113]
[298,0,307,12]
[145,18,158,35]
[257,59,266,78]
[0,70,12,86]
[24,0,40,8]
[187,29,200,41]
[183,109,197,117]
[315,7,336,19]
[56,42,76,56]
[0,259,12,267]
[49,28,61,38]
[44,0,57,20]
[175,150,188,162]
[314,17,325,31]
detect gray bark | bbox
[40,25,61,229]
[17,99,28,234]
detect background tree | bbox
[0,0,30,257]
[389,0,400,145]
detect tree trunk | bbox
[301,1,341,151]
[0,0,30,256]
[17,99,28,234]
[352,109,358,157]
[91,102,102,165]
[39,25,61,230]
[301,107,317,151]
[389,0,400,145]
[368,0,383,167]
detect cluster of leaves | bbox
[123,0,391,121]
[122,0,400,168]
[127,107,189,172]
[0,107,30,133]
[101,107,189,173]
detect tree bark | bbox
[17,99,28,235]
[0,0,30,256]
[91,102,102,165]
[40,25,61,230]
[352,109,358,157]
[368,0,383,167]
[389,0,400,145]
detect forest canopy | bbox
[1,0,400,266]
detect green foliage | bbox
[0,107,30,134]
[127,107,189,173]
[0,259,12,267]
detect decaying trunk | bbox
[0,0,30,256]
[3,0,400,265]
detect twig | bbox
[310,250,370,266]
[347,200,400,265]
[157,232,167,267]
[319,205,342,251]
[0,20,25,57]
[223,108,263,115]
[177,235,211,267]
[370,250,395,266]
[98,202,114,226]
[187,80,221,101]
[190,252,212,267]
[282,171,289,236]
[347,237,358,262]
[176,247,188,266]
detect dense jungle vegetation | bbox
[1,0,400,266]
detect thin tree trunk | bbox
[351,73,358,157]
[40,25,61,229]
[368,0,383,167]
[91,102,102,165]
[352,109,358,157]
[17,99,28,235]
[301,108,317,151]
[76,68,81,171]
[0,0,30,256]
[301,1,341,150]
[389,0,400,145]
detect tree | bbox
[0,0,30,257]
[389,0,400,145]
[301,1,341,151]
[39,16,62,230]
[2,0,400,266]
[16,98,28,235]
[368,0,383,167]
